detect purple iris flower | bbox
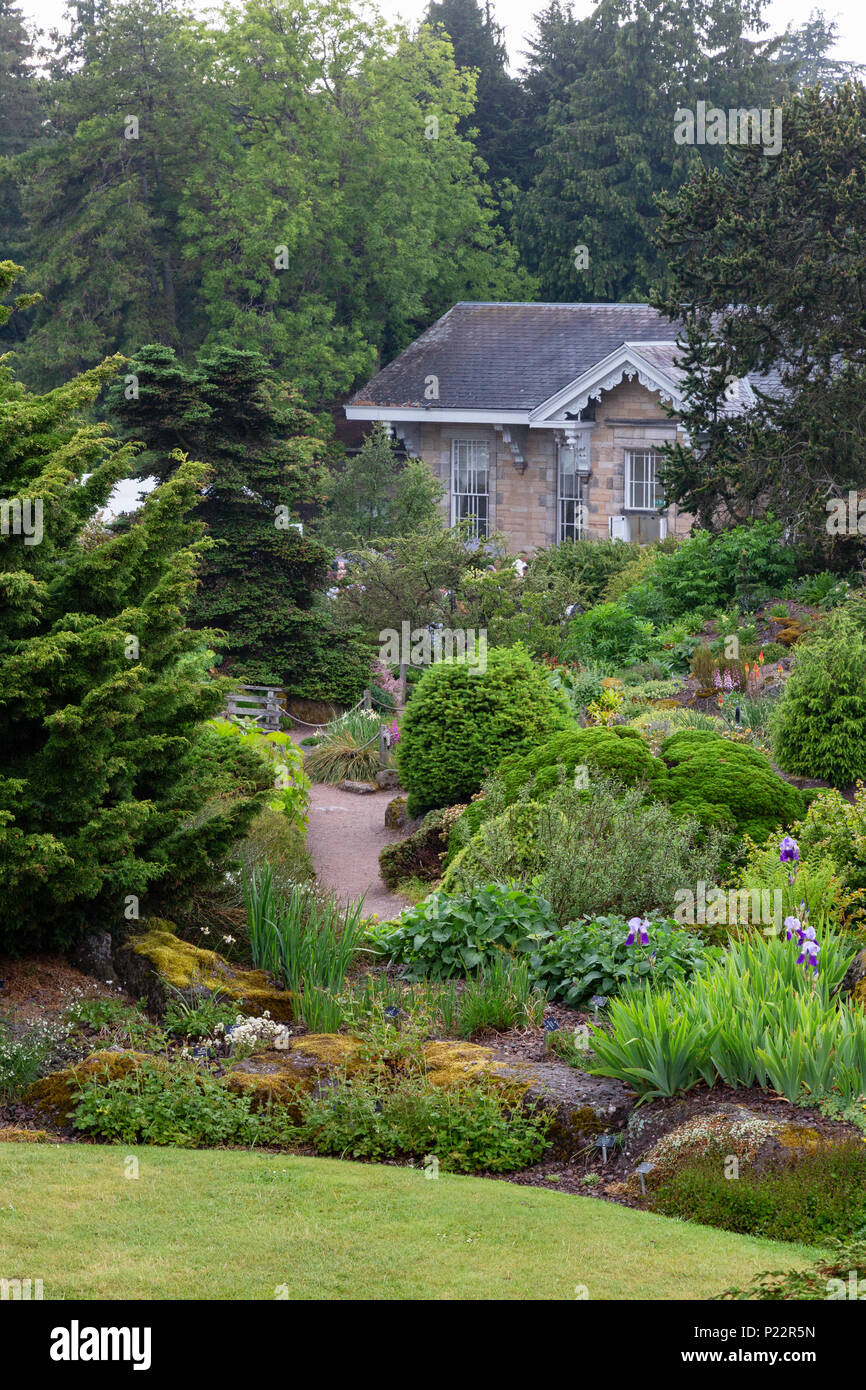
[784,916,800,940]
[796,939,820,974]
[626,916,650,946]
[779,836,800,864]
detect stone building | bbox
[346,301,755,553]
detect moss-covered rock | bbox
[25,1050,161,1126]
[115,923,294,1021]
[227,1034,365,1110]
[620,1105,838,1198]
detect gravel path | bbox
[291,730,410,921]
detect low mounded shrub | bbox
[649,1142,866,1246]
[660,729,807,843]
[444,778,726,925]
[495,725,669,804]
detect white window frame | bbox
[624,448,665,512]
[450,440,490,538]
[557,441,587,541]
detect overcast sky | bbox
[16,0,866,68]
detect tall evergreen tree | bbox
[518,0,789,301]
[425,0,529,187]
[0,0,43,316]
[107,344,369,700]
[653,83,866,546]
[518,1,587,188]
[0,262,269,951]
[774,8,866,92]
[12,0,209,386]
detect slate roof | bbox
[350,302,683,412]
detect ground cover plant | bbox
[530,915,717,1008]
[369,883,556,979]
[646,1141,866,1246]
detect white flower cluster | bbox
[215,1011,292,1052]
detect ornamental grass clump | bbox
[303,707,383,783]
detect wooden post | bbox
[399,662,407,706]
[378,723,388,769]
[363,687,371,711]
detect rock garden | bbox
[6,521,866,1301]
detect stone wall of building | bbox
[411,377,693,553]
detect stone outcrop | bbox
[227,1034,634,1156]
[113,923,294,1021]
[25,1050,162,1126]
[840,948,866,1006]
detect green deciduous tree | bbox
[318,425,444,549]
[0,263,269,951]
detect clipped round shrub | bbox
[560,601,654,668]
[660,729,806,842]
[496,726,670,804]
[395,645,571,818]
[770,606,866,786]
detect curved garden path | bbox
[290,728,410,921]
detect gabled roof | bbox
[348,302,682,413]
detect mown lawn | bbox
[0,1146,819,1300]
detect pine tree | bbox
[11,0,207,386]
[425,0,529,187]
[0,263,269,951]
[774,8,866,92]
[107,344,369,700]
